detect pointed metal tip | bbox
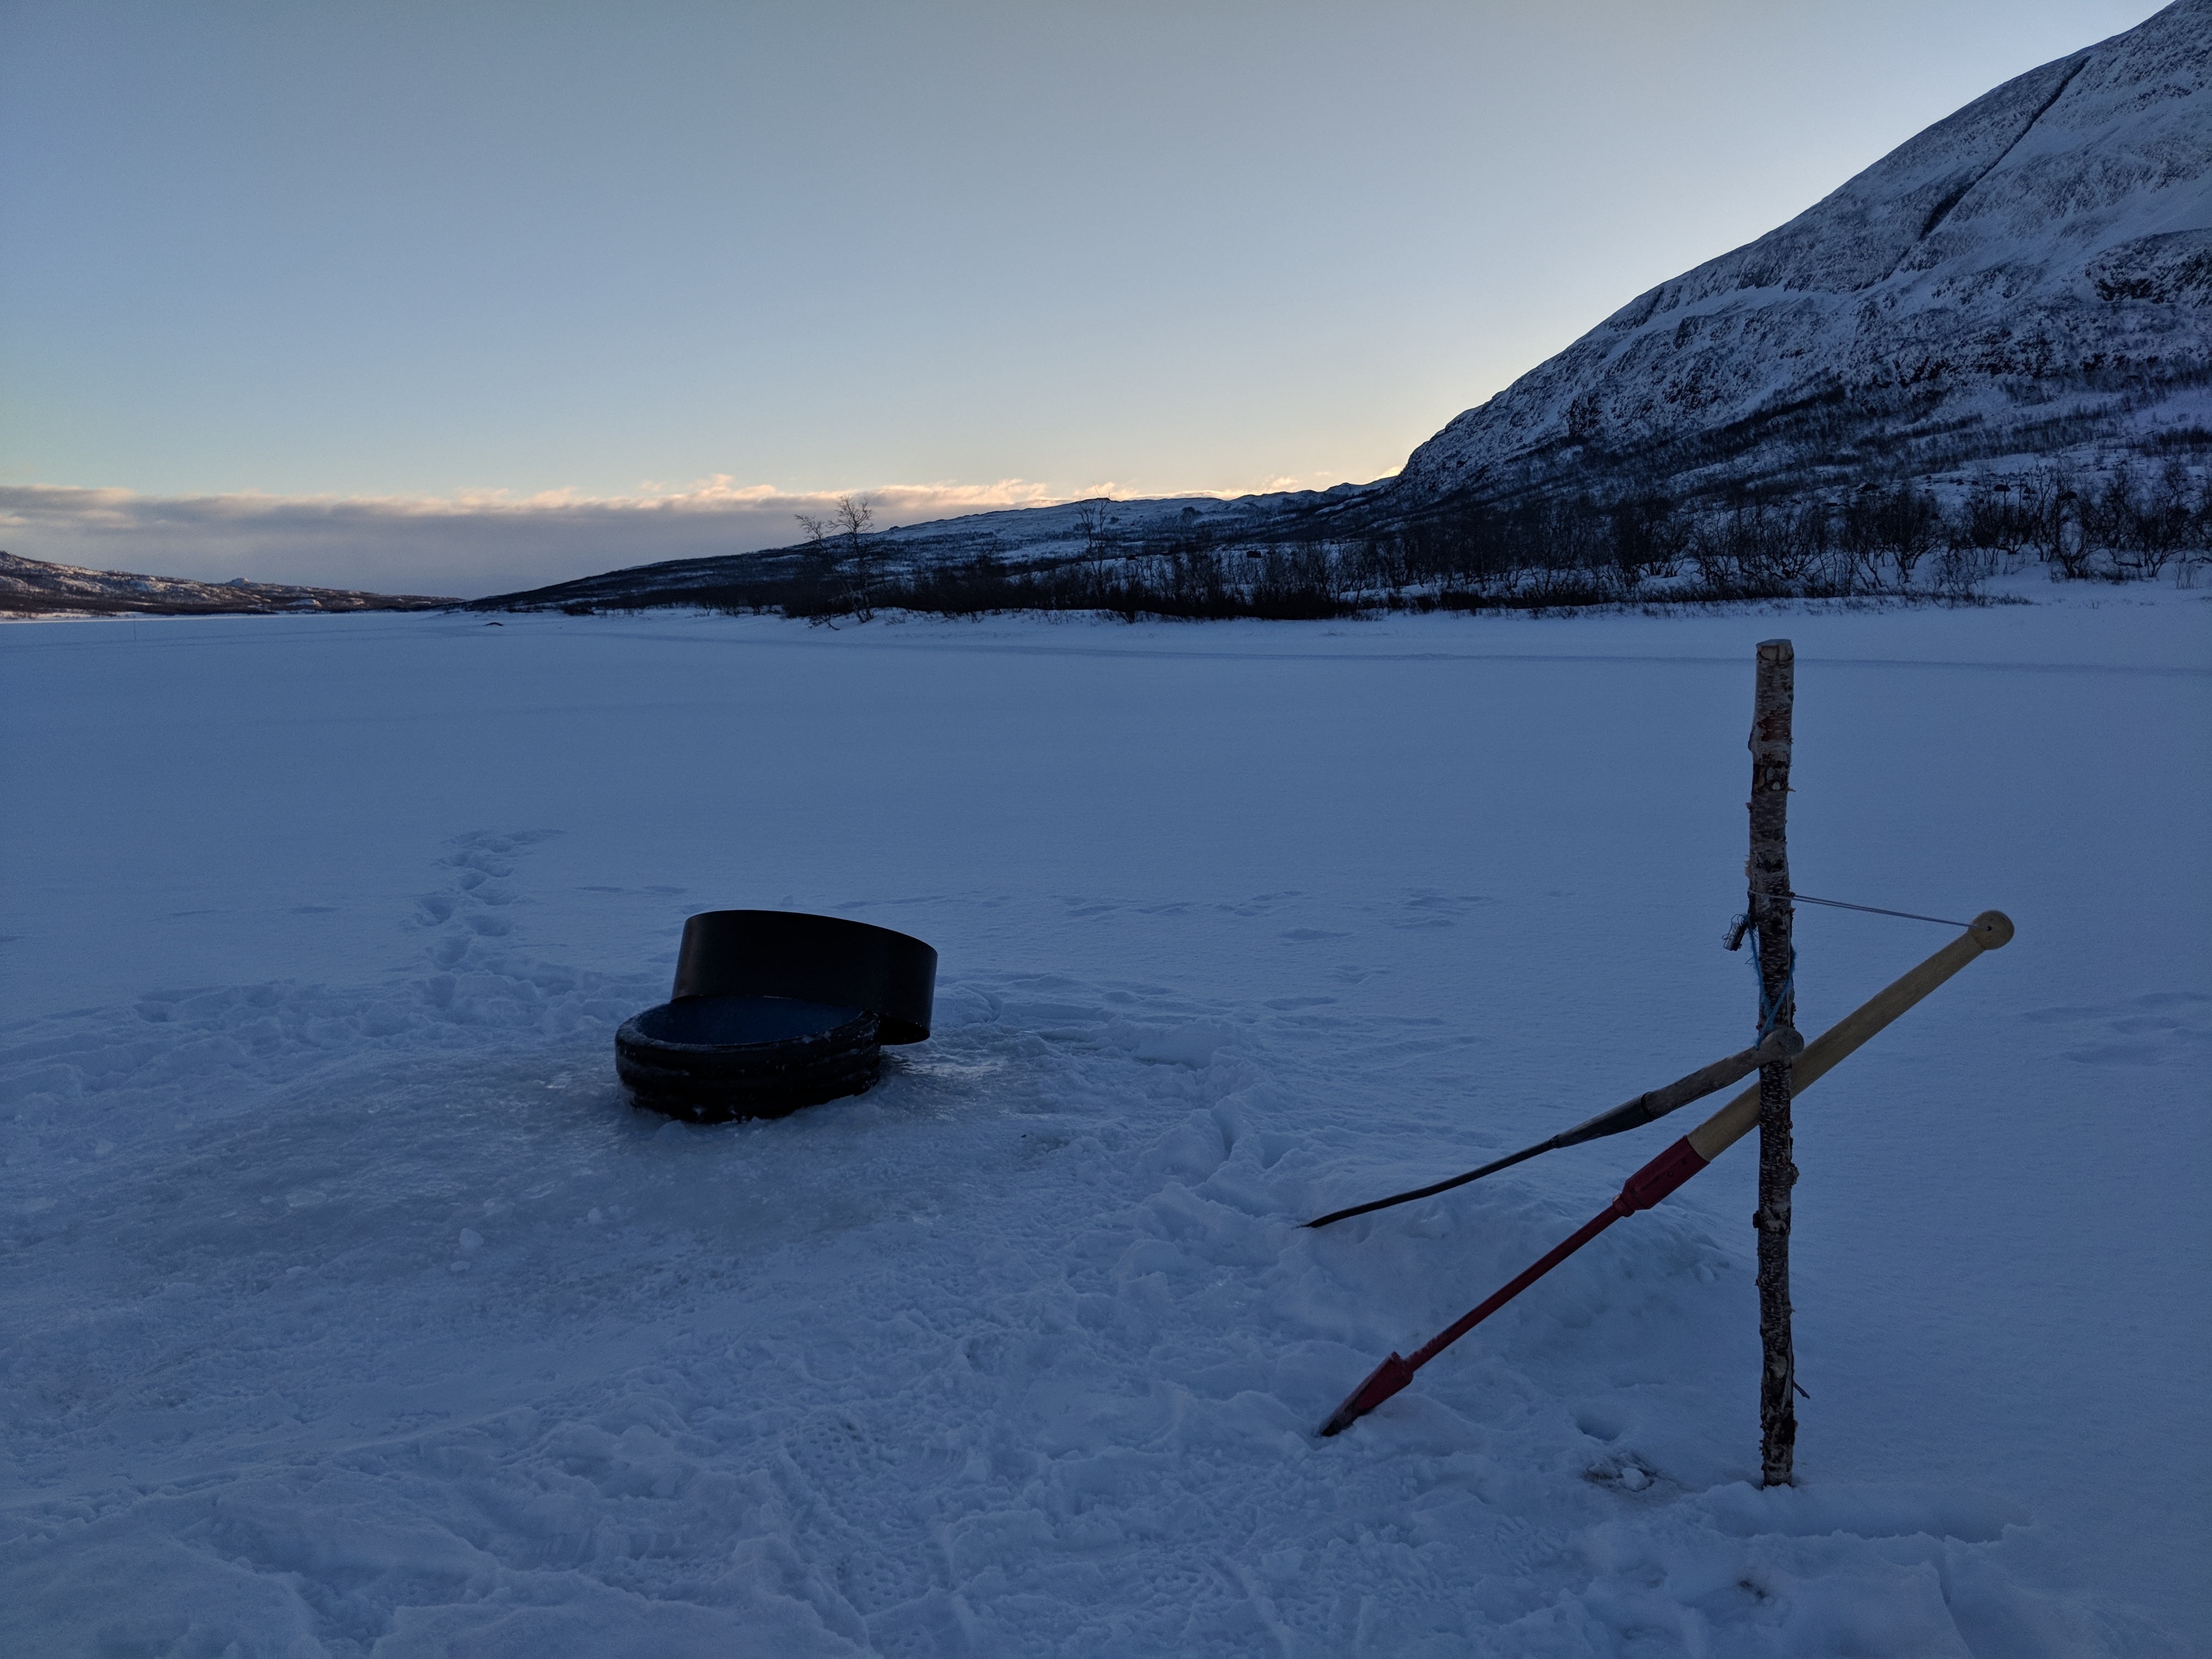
[1317,1352,1417,1437]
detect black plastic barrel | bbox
[616,911,936,1122]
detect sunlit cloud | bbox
[0,477,1085,599]
[0,467,1382,599]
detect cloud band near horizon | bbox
[0,477,1149,599]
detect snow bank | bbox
[2,591,2205,1655]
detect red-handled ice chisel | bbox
[1318,910,2015,1437]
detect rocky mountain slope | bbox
[479,3,2210,611]
[0,551,455,618]
[1392,0,2211,511]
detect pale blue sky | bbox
[0,1,2170,590]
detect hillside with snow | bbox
[471,3,2211,614]
[0,550,454,618]
[1391,0,2212,511]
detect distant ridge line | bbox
[0,550,454,618]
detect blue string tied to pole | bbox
[1747,928,1796,1039]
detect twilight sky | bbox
[0,0,2169,595]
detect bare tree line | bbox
[527,460,2210,621]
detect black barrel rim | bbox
[670,910,936,1043]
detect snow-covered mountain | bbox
[0,550,455,617]
[473,3,2209,612]
[1393,0,2211,509]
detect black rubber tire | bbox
[615,995,882,1122]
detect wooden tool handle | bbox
[1550,1024,1804,1149]
[1685,911,2015,1162]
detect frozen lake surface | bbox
[3,592,2207,1656]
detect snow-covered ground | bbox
[3,588,2206,1657]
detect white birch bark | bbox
[1748,639,1798,1487]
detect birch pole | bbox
[1748,639,1798,1485]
